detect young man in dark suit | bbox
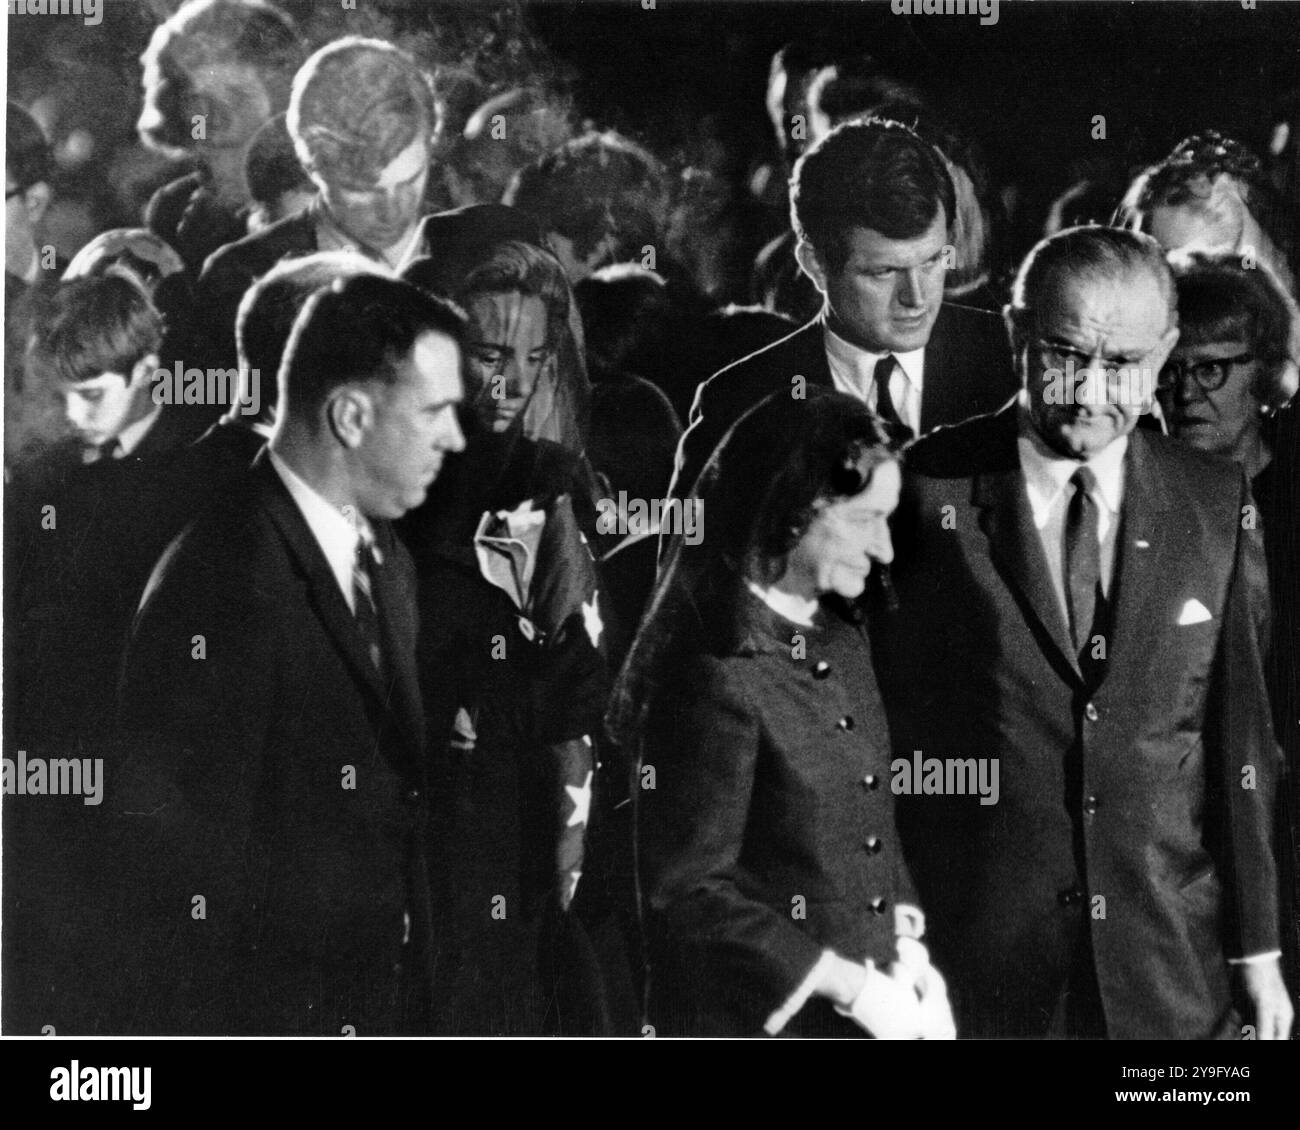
[185,37,441,380]
[882,226,1292,1039]
[111,276,466,1034]
[670,117,1016,503]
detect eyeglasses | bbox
[1032,339,1149,371]
[1157,353,1254,393]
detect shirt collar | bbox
[115,403,164,457]
[312,198,422,271]
[1015,394,1128,518]
[822,319,925,392]
[268,449,373,601]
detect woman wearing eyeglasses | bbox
[1160,249,1300,1005]
[1160,251,1297,493]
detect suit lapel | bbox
[1099,432,1176,685]
[971,409,1083,683]
[252,458,419,754]
[920,305,955,431]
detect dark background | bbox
[7,0,1300,299]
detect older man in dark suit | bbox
[882,226,1292,1039]
[669,117,1016,503]
[111,276,466,1034]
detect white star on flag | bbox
[582,591,603,649]
[565,769,593,828]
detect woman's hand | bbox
[822,955,925,1039]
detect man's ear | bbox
[1148,324,1180,376]
[24,181,51,226]
[326,387,372,449]
[794,238,828,296]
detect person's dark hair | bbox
[606,387,898,744]
[289,37,440,186]
[26,274,164,386]
[236,252,391,417]
[574,263,671,376]
[1115,131,1298,282]
[1009,225,1176,329]
[504,129,668,264]
[6,101,52,191]
[1168,250,1296,410]
[244,111,312,210]
[279,274,465,421]
[790,117,956,270]
[806,57,928,132]
[588,373,682,507]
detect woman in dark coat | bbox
[608,388,955,1037]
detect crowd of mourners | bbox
[3,0,1298,1039]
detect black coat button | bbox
[812,661,832,679]
[1058,887,1084,907]
[836,715,855,732]
[862,774,879,790]
[865,836,882,854]
[869,897,888,915]
[405,788,422,803]
[1084,702,1099,722]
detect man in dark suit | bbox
[111,275,466,1034]
[670,117,1015,502]
[186,36,441,378]
[883,226,1292,1039]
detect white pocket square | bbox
[1177,598,1213,626]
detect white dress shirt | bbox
[823,322,925,436]
[1016,401,1126,627]
[268,449,372,612]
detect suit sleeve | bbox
[1210,471,1284,958]
[639,654,826,1028]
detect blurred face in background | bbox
[462,290,553,433]
[6,174,50,278]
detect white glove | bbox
[892,936,957,1039]
[834,960,925,1039]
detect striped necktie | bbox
[353,537,387,680]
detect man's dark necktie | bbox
[1065,466,1104,666]
[86,438,122,464]
[353,538,388,682]
[873,354,913,440]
